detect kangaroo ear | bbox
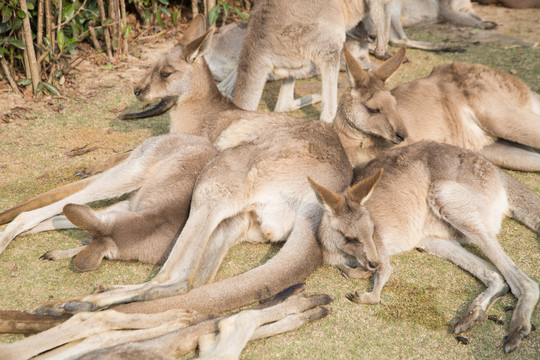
[348,168,383,205]
[308,177,345,215]
[344,45,370,88]
[184,28,214,63]
[181,14,207,44]
[373,47,406,83]
[63,203,104,237]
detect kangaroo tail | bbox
[115,216,323,315]
[500,170,540,234]
[0,177,94,225]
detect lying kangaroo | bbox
[0,16,226,268]
[367,0,496,51]
[336,46,540,171]
[231,0,393,122]
[1,284,332,360]
[0,45,410,266]
[310,141,539,353]
[2,14,391,319]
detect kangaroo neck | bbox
[169,65,238,137]
[332,114,390,168]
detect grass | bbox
[1,7,539,360]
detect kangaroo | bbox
[207,20,376,85]
[362,0,497,52]
[0,17,233,272]
[335,46,540,171]
[0,284,332,360]
[230,0,393,123]
[0,13,385,320]
[475,0,540,9]
[310,140,539,353]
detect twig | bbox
[0,57,22,96]
[54,0,89,30]
[119,0,129,56]
[97,0,113,58]
[20,0,40,94]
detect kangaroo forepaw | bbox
[29,303,72,317]
[345,291,380,305]
[338,266,372,280]
[482,20,497,30]
[60,301,103,313]
[454,308,487,333]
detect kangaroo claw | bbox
[454,308,487,333]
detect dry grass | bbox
[0,3,539,359]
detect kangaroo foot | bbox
[31,281,191,316]
[345,290,380,305]
[481,20,498,30]
[504,325,529,353]
[436,45,467,53]
[504,320,532,353]
[454,307,487,333]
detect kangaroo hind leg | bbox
[429,181,539,353]
[274,77,322,113]
[480,104,540,149]
[479,140,540,172]
[420,238,509,333]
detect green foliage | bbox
[209,0,248,26]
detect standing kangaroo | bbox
[231,0,393,122]
[336,46,540,171]
[310,141,539,353]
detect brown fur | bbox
[313,141,539,353]
[335,48,540,171]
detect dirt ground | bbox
[0,2,539,359]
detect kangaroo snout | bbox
[134,87,142,96]
[367,260,379,270]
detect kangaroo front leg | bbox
[420,237,509,333]
[318,57,340,123]
[346,255,392,305]
[33,204,233,314]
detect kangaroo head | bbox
[336,47,408,146]
[130,15,215,110]
[308,169,383,272]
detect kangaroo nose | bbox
[395,131,406,143]
[134,87,142,96]
[368,261,379,270]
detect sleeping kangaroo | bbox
[1,14,386,318]
[336,46,540,171]
[0,30,410,269]
[0,16,226,269]
[310,140,539,353]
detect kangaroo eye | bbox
[344,236,358,244]
[160,72,172,79]
[366,107,380,114]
